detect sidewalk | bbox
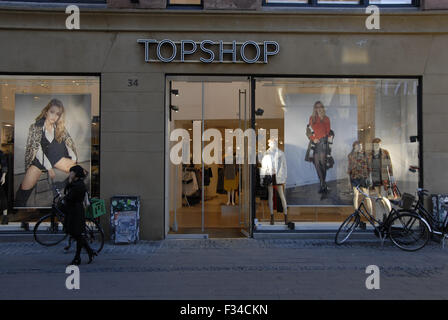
[0,238,447,300]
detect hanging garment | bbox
[182,170,199,196]
[216,167,226,194]
[204,167,213,186]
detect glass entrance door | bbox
[166,76,252,238]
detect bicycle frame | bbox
[413,192,448,241]
[354,185,428,246]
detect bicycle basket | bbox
[85,198,106,219]
[400,193,415,211]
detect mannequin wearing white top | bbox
[260,138,288,225]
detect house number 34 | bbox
[128,79,139,87]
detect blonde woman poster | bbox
[14,94,91,208]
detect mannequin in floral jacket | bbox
[347,141,371,210]
[366,137,393,217]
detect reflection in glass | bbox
[255,78,418,225]
[0,76,99,224]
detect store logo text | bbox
[137,39,279,64]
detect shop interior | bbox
[167,79,252,238]
[167,77,419,237]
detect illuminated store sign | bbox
[137,39,279,64]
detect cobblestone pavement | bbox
[0,239,447,299]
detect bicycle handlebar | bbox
[355,185,385,202]
[53,188,62,202]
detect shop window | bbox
[0,75,100,226]
[317,0,361,4]
[168,0,202,5]
[1,0,106,3]
[254,78,419,226]
[370,0,412,3]
[264,0,417,6]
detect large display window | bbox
[0,75,100,227]
[254,77,419,226]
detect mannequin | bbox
[260,138,288,225]
[0,150,8,225]
[347,141,372,211]
[367,137,393,219]
[224,163,238,206]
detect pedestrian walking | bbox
[63,165,96,265]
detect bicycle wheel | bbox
[335,212,360,245]
[34,213,68,246]
[84,218,104,253]
[388,212,430,251]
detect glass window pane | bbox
[0,75,100,219]
[169,0,201,4]
[370,0,412,3]
[318,0,360,4]
[265,0,308,3]
[255,78,418,226]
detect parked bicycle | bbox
[335,185,430,251]
[33,188,104,253]
[406,166,448,248]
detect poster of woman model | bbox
[284,93,357,206]
[14,94,91,208]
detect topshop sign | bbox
[137,39,280,64]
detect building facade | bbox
[0,0,447,240]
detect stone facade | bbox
[203,0,261,10]
[107,0,261,9]
[0,8,447,240]
[423,0,448,10]
[107,0,166,9]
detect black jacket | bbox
[63,179,87,237]
[0,150,7,174]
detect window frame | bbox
[262,0,419,8]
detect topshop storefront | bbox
[0,6,447,240]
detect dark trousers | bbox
[313,140,328,189]
[73,234,93,259]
